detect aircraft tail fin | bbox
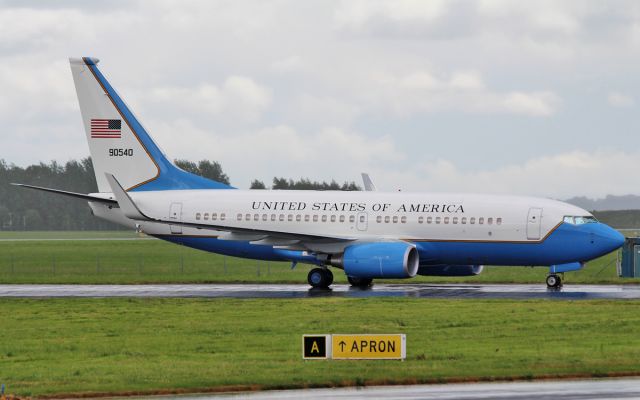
[69,57,233,192]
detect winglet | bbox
[361,173,377,191]
[104,173,150,220]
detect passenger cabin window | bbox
[436,217,441,224]
[296,214,302,222]
[496,217,502,225]
[203,213,209,220]
[212,213,217,221]
[220,213,225,221]
[393,216,398,223]
[262,214,267,221]
[487,217,493,225]
[305,215,310,222]
[461,217,467,224]
[401,216,407,224]
[360,215,365,223]
[444,217,450,224]
[385,216,390,223]
[279,214,285,221]
[313,215,318,222]
[330,215,336,222]
[427,216,433,224]
[288,214,293,222]
[453,217,458,224]
[470,217,476,224]
[237,213,242,221]
[322,215,327,222]
[196,213,201,220]
[246,213,251,221]
[254,214,259,221]
[418,216,424,224]
[479,217,484,225]
[349,215,355,223]
[339,215,345,223]
[271,214,276,221]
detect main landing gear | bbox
[307,267,334,289]
[546,274,562,289]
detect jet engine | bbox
[329,242,419,279]
[417,264,484,276]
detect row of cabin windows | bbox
[236,213,356,223]
[196,212,227,221]
[194,212,502,226]
[373,215,502,225]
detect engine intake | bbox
[337,242,419,279]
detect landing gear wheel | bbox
[308,268,333,288]
[347,276,373,288]
[546,274,562,288]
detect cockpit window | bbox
[564,216,598,225]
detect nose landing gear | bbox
[546,274,562,289]
[307,267,334,288]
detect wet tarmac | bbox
[111,378,640,399]
[1,283,640,299]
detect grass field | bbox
[0,232,637,284]
[0,298,639,398]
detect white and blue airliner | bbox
[15,57,625,289]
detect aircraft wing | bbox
[105,173,356,250]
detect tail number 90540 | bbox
[109,148,133,157]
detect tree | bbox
[271,177,361,191]
[174,159,230,184]
[250,179,266,189]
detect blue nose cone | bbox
[594,223,625,253]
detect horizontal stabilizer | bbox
[11,183,117,205]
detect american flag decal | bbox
[91,119,121,138]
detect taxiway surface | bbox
[118,378,640,399]
[1,283,639,299]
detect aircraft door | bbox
[356,212,368,231]
[169,202,183,234]
[526,207,543,240]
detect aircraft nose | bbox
[593,223,625,253]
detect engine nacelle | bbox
[417,264,484,277]
[341,242,419,279]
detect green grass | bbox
[0,230,139,240]
[0,298,639,398]
[0,233,637,284]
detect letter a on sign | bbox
[302,335,331,359]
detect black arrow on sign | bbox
[339,341,346,351]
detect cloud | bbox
[607,92,635,108]
[372,150,640,199]
[146,76,271,121]
[364,70,561,116]
[271,55,304,73]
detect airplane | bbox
[14,57,625,289]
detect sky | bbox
[1,0,639,198]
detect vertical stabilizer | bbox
[69,57,233,192]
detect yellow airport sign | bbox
[331,334,406,360]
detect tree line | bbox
[0,158,360,231]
